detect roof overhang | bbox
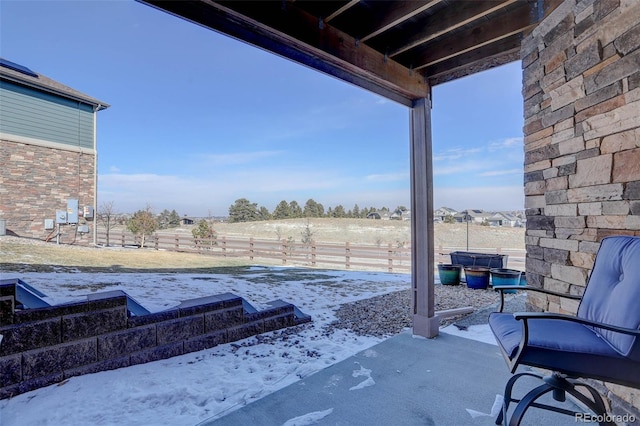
[139,0,562,106]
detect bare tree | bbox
[98,201,117,246]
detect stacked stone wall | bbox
[0,139,95,243]
[522,0,640,415]
[0,285,301,399]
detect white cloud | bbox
[433,147,483,162]
[434,186,524,211]
[197,150,284,166]
[365,172,408,182]
[488,137,523,149]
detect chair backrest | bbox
[578,236,640,361]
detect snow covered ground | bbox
[0,266,494,426]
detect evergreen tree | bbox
[258,206,271,221]
[191,219,217,250]
[303,199,319,217]
[228,198,259,223]
[352,204,360,218]
[273,200,292,219]
[289,201,303,218]
[157,209,181,229]
[333,205,346,218]
[127,205,158,248]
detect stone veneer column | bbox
[521,0,640,415]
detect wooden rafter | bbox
[388,0,519,58]
[359,0,442,43]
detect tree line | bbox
[98,199,406,248]
[227,198,405,223]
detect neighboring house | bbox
[181,217,195,225]
[487,212,515,227]
[390,208,411,221]
[434,206,457,222]
[454,209,489,224]
[366,210,391,220]
[0,58,109,242]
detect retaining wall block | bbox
[0,317,61,356]
[157,315,204,345]
[64,355,130,380]
[0,353,22,387]
[227,321,264,342]
[130,342,183,366]
[205,307,244,332]
[22,338,97,381]
[62,306,128,342]
[184,330,227,353]
[97,325,156,360]
[128,309,179,328]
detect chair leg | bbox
[502,373,617,426]
[496,371,545,425]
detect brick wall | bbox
[0,138,95,243]
[0,283,304,399]
[522,0,640,415]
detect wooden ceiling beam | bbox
[359,0,442,43]
[389,0,518,58]
[405,2,537,70]
[324,0,360,23]
[425,35,521,84]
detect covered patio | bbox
[140,0,558,340]
[139,0,640,422]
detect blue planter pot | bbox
[464,267,490,289]
[490,268,523,293]
[438,264,462,285]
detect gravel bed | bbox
[324,284,509,338]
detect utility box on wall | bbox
[44,219,54,230]
[83,206,94,219]
[66,199,78,224]
[56,210,67,224]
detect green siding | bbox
[0,80,95,149]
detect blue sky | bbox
[1,1,525,217]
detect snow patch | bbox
[282,408,334,426]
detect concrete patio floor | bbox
[201,325,583,426]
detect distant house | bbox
[181,217,195,225]
[367,210,391,220]
[0,58,109,241]
[454,209,489,224]
[487,212,513,227]
[434,206,457,222]
[390,208,411,221]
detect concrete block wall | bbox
[0,139,95,243]
[522,0,640,415]
[0,285,301,399]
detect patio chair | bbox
[488,235,640,426]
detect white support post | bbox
[410,97,438,338]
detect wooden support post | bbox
[410,96,439,338]
[388,243,393,272]
[249,237,254,260]
[345,242,351,269]
[311,242,316,267]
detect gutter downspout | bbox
[93,104,101,246]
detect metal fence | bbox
[96,230,525,273]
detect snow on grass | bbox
[0,266,409,426]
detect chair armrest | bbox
[513,312,640,337]
[495,285,581,312]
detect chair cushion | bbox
[578,236,640,361]
[489,312,640,388]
